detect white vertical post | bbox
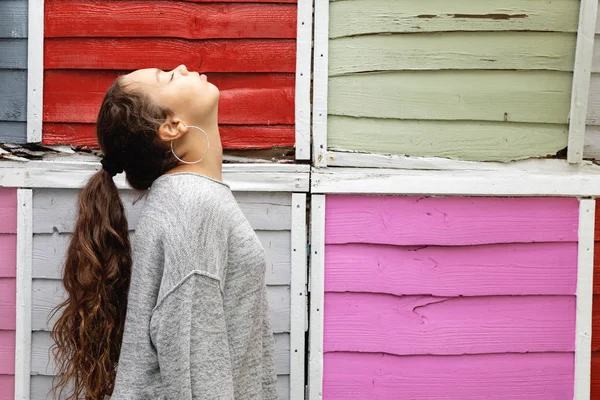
[574,198,595,399]
[308,195,325,400]
[312,0,329,167]
[290,193,308,400]
[27,0,44,143]
[567,0,598,163]
[15,189,33,400]
[295,0,313,160]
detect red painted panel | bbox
[45,1,297,39]
[45,39,296,72]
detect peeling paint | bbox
[451,13,528,20]
[416,14,437,19]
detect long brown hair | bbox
[50,77,179,399]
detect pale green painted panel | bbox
[328,71,572,124]
[329,0,580,38]
[328,116,568,162]
[329,32,576,76]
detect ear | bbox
[157,117,188,142]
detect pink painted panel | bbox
[325,242,577,296]
[0,188,17,234]
[0,235,16,278]
[0,375,14,400]
[323,352,574,399]
[0,331,15,375]
[325,196,579,246]
[324,293,575,355]
[0,279,15,330]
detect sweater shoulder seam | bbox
[152,270,222,313]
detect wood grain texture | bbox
[584,124,600,159]
[0,331,14,374]
[329,0,579,38]
[328,116,568,162]
[0,0,27,38]
[0,235,16,278]
[328,71,572,124]
[0,70,26,122]
[325,243,577,297]
[42,123,295,150]
[45,1,296,39]
[44,39,296,72]
[0,375,14,400]
[324,293,575,355]
[593,295,600,351]
[0,188,17,234]
[0,121,26,143]
[323,352,574,399]
[593,353,600,399]
[32,189,292,233]
[0,39,26,68]
[0,278,15,330]
[325,196,579,246]
[329,32,576,75]
[31,279,291,333]
[586,74,600,125]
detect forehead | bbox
[124,68,158,86]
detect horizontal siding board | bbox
[587,74,600,125]
[0,188,17,234]
[0,70,26,122]
[325,243,577,297]
[328,116,568,162]
[32,189,292,233]
[45,1,296,39]
[0,375,14,400]
[0,331,14,374]
[584,124,600,158]
[44,39,296,73]
[594,353,600,399]
[0,121,27,143]
[329,0,579,38]
[0,278,15,329]
[0,234,16,277]
[0,0,27,38]
[324,293,575,355]
[31,279,291,333]
[329,32,576,75]
[323,352,574,399]
[0,39,26,68]
[328,71,572,124]
[594,295,600,351]
[325,196,579,246]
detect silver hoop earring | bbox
[171,125,210,165]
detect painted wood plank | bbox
[41,123,295,150]
[325,196,579,246]
[294,0,312,160]
[0,331,15,374]
[329,71,572,124]
[324,293,575,355]
[0,278,15,330]
[584,124,600,159]
[0,375,14,400]
[0,70,26,122]
[0,39,26,68]
[587,74,600,125]
[44,39,296,72]
[0,188,17,234]
[0,121,26,143]
[0,234,16,278]
[27,0,44,143]
[30,330,291,376]
[31,279,291,333]
[325,242,577,297]
[32,189,292,233]
[311,0,328,167]
[328,116,567,162]
[323,352,574,399]
[592,353,600,400]
[45,1,296,39]
[329,0,579,39]
[330,32,575,76]
[0,0,27,38]
[32,230,291,285]
[592,295,600,351]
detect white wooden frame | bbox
[295,0,313,160]
[308,195,325,400]
[568,0,599,163]
[312,0,328,167]
[26,0,44,143]
[290,193,307,400]
[15,189,33,400]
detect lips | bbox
[200,74,207,82]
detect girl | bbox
[50,65,277,400]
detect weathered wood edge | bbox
[568,0,598,163]
[575,199,595,399]
[308,195,325,400]
[312,0,328,167]
[294,0,313,160]
[290,193,307,400]
[26,0,44,143]
[15,189,32,400]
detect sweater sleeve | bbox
[260,286,278,399]
[149,272,235,400]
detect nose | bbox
[175,64,189,75]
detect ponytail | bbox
[50,168,132,399]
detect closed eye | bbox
[170,72,174,82]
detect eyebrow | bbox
[155,68,160,83]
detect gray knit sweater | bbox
[112,173,277,399]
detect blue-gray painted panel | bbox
[0,0,27,38]
[0,70,26,122]
[0,39,27,68]
[0,121,26,143]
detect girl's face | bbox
[124,64,220,125]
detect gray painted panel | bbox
[0,0,27,38]
[0,39,27,68]
[0,69,26,122]
[0,121,26,143]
